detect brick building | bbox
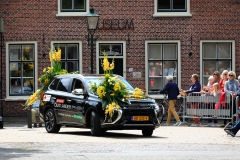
[0,0,240,117]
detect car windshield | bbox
[84,76,135,93]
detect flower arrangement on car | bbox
[23,46,68,109]
[89,52,148,122]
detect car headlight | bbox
[150,103,159,110]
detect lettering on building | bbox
[98,19,134,30]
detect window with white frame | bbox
[153,0,191,17]
[53,42,81,73]
[201,41,235,85]
[96,41,126,78]
[145,41,181,95]
[56,0,89,16]
[6,42,38,99]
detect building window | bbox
[61,0,86,12]
[96,41,126,78]
[54,43,79,73]
[201,41,235,85]
[56,0,89,16]
[147,43,178,91]
[99,43,123,56]
[6,42,38,100]
[145,40,181,98]
[153,0,191,17]
[158,0,186,12]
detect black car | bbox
[40,74,164,136]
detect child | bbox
[202,83,221,127]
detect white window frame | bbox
[145,40,181,99]
[153,0,192,17]
[200,40,235,86]
[56,0,89,17]
[51,41,83,74]
[96,41,126,79]
[5,41,38,101]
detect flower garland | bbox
[23,46,67,109]
[89,52,148,121]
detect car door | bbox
[67,79,85,125]
[52,77,73,124]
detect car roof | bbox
[55,74,123,79]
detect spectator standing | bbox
[219,70,228,92]
[224,71,239,96]
[201,83,221,127]
[159,76,181,126]
[180,74,201,127]
[223,71,240,127]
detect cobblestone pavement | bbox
[0,122,240,160]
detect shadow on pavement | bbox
[57,130,167,139]
[0,146,46,160]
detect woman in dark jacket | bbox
[180,74,201,127]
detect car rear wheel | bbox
[44,109,61,133]
[90,111,102,136]
[142,128,153,136]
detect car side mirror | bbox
[72,89,84,95]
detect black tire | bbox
[0,121,3,129]
[44,109,61,133]
[101,129,107,133]
[90,111,102,136]
[142,128,153,137]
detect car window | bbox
[56,78,71,92]
[49,78,60,90]
[72,79,84,90]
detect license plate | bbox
[131,116,149,121]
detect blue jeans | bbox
[231,120,240,134]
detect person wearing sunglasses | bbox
[224,71,240,127]
[224,71,239,96]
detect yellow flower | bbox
[103,57,109,71]
[44,78,48,84]
[49,51,53,62]
[105,102,121,118]
[43,68,46,73]
[113,83,120,91]
[97,86,106,99]
[29,63,34,69]
[109,61,114,70]
[47,67,53,71]
[24,46,30,53]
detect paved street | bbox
[0,122,240,160]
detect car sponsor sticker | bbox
[43,95,51,101]
[73,114,83,120]
[56,99,65,104]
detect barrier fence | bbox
[181,92,239,125]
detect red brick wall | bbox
[0,0,240,116]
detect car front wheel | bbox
[0,121,3,129]
[142,128,153,137]
[90,111,102,136]
[44,109,61,133]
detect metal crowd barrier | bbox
[181,92,238,125]
[235,96,240,123]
